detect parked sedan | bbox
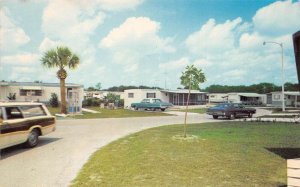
[131,98,173,111]
[207,103,256,119]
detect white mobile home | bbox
[124,89,207,108]
[227,93,267,105]
[84,91,124,100]
[0,81,84,112]
[124,89,168,108]
[207,93,228,103]
[271,91,300,107]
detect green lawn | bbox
[72,122,300,187]
[177,108,207,114]
[49,107,172,119]
[47,106,61,116]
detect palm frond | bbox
[68,54,80,69]
[41,49,58,68]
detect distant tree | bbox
[180,65,206,138]
[105,85,160,92]
[95,82,102,91]
[203,82,285,93]
[105,93,120,103]
[49,93,59,107]
[285,82,299,91]
[86,87,97,91]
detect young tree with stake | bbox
[180,65,206,138]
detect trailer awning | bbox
[238,93,263,97]
[21,86,42,90]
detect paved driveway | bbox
[0,113,219,187]
[0,108,270,187]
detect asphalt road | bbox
[0,110,268,187]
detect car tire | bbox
[213,115,218,119]
[161,108,166,111]
[248,113,253,118]
[134,107,139,111]
[229,113,236,120]
[25,129,39,148]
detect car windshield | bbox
[216,104,231,108]
[233,104,244,108]
[141,99,150,103]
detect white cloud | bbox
[193,59,212,68]
[185,17,242,56]
[184,12,298,87]
[159,57,189,70]
[42,0,106,50]
[41,0,143,49]
[239,32,264,51]
[96,0,143,11]
[100,17,174,53]
[253,0,300,36]
[100,17,175,71]
[0,7,30,52]
[12,67,35,74]
[1,53,39,65]
[39,37,64,52]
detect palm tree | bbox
[180,65,206,138]
[41,46,80,114]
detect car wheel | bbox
[134,107,139,111]
[161,108,166,111]
[213,115,218,119]
[26,129,39,148]
[229,113,236,120]
[248,113,253,118]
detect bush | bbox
[118,99,124,107]
[49,93,59,107]
[82,98,101,107]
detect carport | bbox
[238,93,264,105]
[161,90,207,106]
[227,93,266,105]
[285,92,300,107]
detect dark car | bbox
[207,103,256,119]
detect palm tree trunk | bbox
[184,80,192,138]
[60,78,67,114]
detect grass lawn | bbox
[177,108,207,114]
[49,107,173,119]
[47,106,61,116]
[72,122,300,187]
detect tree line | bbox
[202,82,299,94]
[86,82,299,94]
[86,85,162,92]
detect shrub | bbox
[49,93,59,107]
[82,98,101,107]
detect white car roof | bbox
[0,102,44,107]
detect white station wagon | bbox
[0,102,56,149]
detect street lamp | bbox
[263,41,285,111]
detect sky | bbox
[0,0,299,89]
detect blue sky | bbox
[0,0,299,89]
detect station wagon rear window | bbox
[5,107,23,120]
[20,105,47,118]
[0,108,3,119]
